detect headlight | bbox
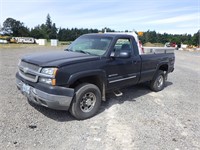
[39,68,58,85]
[41,68,57,76]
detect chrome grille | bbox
[19,70,36,80]
[20,61,40,71]
[18,61,41,82]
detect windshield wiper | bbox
[64,48,73,51]
[75,50,91,55]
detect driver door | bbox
[105,38,141,89]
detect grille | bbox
[18,61,41,82]
[19,69,36,80]
[20,61,40,71]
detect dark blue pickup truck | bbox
[16,33,175,119]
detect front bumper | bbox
[16,77,74,110]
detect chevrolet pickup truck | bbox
[16,33,175,120]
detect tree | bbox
[192,30,200,46]
[3,18,30,36]
[49,23,57,39]
[30,25,44,39]
[46,14,52,29]
[45,14,52,39]
[18,26,30,37]
[2,18,15,35]
[102,27,114,33]
[3,15,198,44]
[40,24,48,39]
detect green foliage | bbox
[57,28,98,41]
[29,14,58,39]
[139,30,199,46]
[46,14,52,29]
[1,15,199,46]
[49,23,57,39]
[3,18,30,36]
[191,30,200,46]
[103,27,115,33]
[30,26,42,39]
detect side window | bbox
[112,38,132,56]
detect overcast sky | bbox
[0,0,199,34]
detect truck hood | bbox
[22,51,100,67]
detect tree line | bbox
[139,30,199,46]
[0,14,199,46]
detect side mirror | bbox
[111,50,131,58]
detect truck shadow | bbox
[29,102,74,121]
[29,81,173,121]
[99,81,173,114]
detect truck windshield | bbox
[67,35,112,56]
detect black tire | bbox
[70,83,101,120]
[150,70,165,92]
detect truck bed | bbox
[139,52,175,83]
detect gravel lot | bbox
[0,46,200,150]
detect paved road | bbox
[0,47,200,150]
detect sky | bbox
[0,0,199,35]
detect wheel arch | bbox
[158,63,168,72]
[68,70,107,101]
[152,63,168,82]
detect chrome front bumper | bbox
[16,78,74,110]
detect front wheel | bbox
[70,83,101,120]
[150,70,165,92]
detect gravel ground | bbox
[0,46,200,150]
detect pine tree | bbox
[46,14,52,29]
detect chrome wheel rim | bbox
[157,75,164,88]
[80,92,96,112]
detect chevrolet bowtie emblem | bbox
[23,67,29,73]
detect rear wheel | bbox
[70,83,101,120]
[150,70,165,92]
